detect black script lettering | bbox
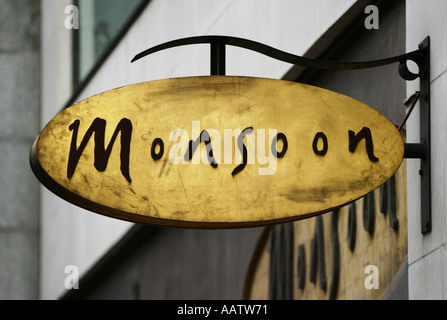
[231,127,253,176]
[363,191,375,234]
[348,127,379,162]
[380,175,399,230]
[329,210,340,300]
[151,138,164,160]
[67,117,133,183]
[312,132,328,156]
[296,210,341,299]
[271,133,288,158]
[268,223,294,300]
[282,178,402,300]
[310,215,327,291]
[184,130,218,168]
[297,244,306,290]
[347,202,357,251]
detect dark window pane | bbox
[75,0,142,88]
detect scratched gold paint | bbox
[30,76,404,228]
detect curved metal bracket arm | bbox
[131,35,427,80]
[398,37,431,234]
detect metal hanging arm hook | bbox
[399,91,420,131]
[131,35,428,80]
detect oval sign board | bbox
[30,76,404,228]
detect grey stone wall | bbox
[0,0,41,299]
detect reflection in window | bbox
[74,0,143,88]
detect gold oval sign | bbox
[30,76,404,228]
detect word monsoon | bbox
[31,77,404,227]
[67,118,378,182]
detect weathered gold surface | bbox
[30,76,404,228]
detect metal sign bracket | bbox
[401,37,431,234]
[132,35,432,233]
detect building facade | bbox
[1,0,447,300]
[0,0,40,300]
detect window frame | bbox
[70,0,151,108]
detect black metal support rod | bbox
[210,41,226,76]
[404,143,426,159]
[418,37,431,234]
